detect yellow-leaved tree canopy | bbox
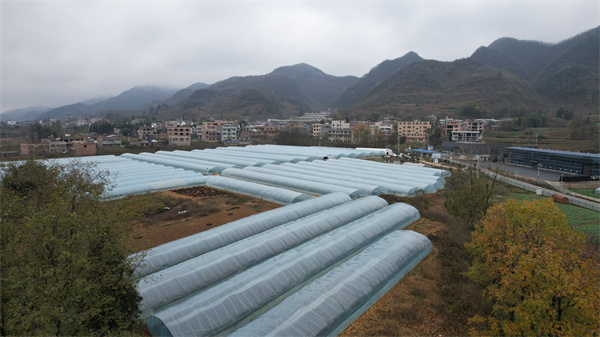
[466,198,599,336]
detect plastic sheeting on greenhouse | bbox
[257,163,419,197]
[247,144,379,159]
[121,153,227,174]
[11,155,208,200]
[132,192,352,278]
[138,196,389,316]
[211,147,312,163]
[145,202,425,337]
[241,166,389,196]
[106,176,207,199]
[293,161,435,195]
[229,230,432,337]
[156,150,268,167]
[145,201,425,337]
[338,156,451,178]
[206,176,312,204]
[307,159,444,191]
[221,167,367,199]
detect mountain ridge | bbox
[4,26,598,121]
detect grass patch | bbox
[108,193,185,219]
[501,191,600,245]
[571,189,600,199]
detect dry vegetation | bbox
[111,186,281,251]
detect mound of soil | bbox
[171,186,234,198]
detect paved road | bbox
[480,162,569,182]
[480,168,600,211]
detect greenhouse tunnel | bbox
[138,196,390,316]
[206,176,313,205]
[144,201,428,337]
[228,230,433,337]
[132,193,352,278]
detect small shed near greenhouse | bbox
[409,149,441,158]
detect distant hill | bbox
[40,86,179,119]
[177,64,358,120]
[471,27,599,111]
[353,58,543,115]
[163,83,210,106]
[10,27,597,122]
[334,52,423,108]
[0,106,51,121]
[338,27,598,119]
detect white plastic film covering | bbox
[339,156,451,178]
[229,230,432,337]
[145,201,421,337]
[105,176,207,199]
[595,187,600,195]
[221,167,367,199]
[30,156,205,200]
[212,147,315,162]
[157,150,267,167]
[315,159,445,193]
[206,176,312,205]
[121,153,226,174]
[241,166,389,196]
[199,148,284,165]
[132,192,352,278]
[292,162,425,196]
[272,162,420,197]
[251,144,369,159]
[138,196,389,316]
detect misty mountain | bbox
[9,27,597,122]
[163,82,210,106]
[0,106,51,121]
[40,86,179,120]
[334,51,423,108]
[177,64,358,119]
[353,58,543,115]
[471,27,599,109]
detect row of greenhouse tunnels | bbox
[7,145,452,336]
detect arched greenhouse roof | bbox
[132,192,352,278]
[144,200,428,337]
[221,167,367,199]
[206,176,312,204]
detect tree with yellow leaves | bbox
[466,198,599,336]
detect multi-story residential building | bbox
[138,125,158,139]
[312,123,324,138]
[168,126,191,146]
[370,122,394,136]
[201,121,225,142]
[97,136,122,148]
[398,120,431,143]
[441,118,484,142]
[20,143,49,156]
[220,125,239,143]
[72,140,97,156]
[328,129,353,143]
[48,141,67,153]
[331,120,350,129]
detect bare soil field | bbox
[128,186,280,250]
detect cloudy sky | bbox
[1,0,598,113]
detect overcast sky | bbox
[1,0,598,113]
